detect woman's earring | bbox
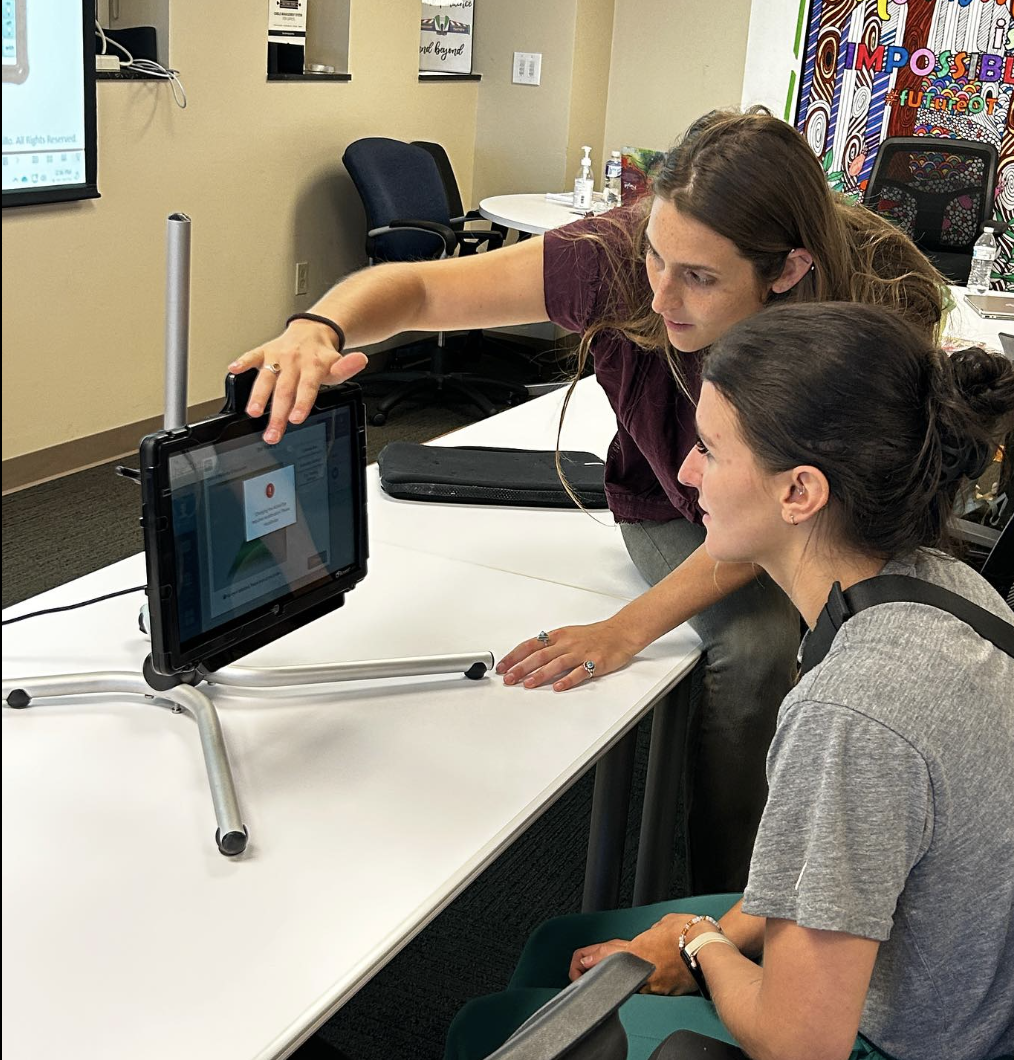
[790,514,798,525]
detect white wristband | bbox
[683,931,739,964]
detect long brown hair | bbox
[555,106,949,495]
[563,108,946,392]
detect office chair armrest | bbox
[368,219,458,257]
[456,228,505,251]
[450,209,486,225]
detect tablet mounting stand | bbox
[2,213,495,857]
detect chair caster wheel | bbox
[371,412,388,426]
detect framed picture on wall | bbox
[419,1,473,75]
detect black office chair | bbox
[411,139,546,377]
[864,137,999,283]
[342,137,529,426]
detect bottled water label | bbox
[972,245,996,260]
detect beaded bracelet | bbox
[677,914,722,952]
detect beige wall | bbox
[603,0,752,156]
[565,0,616,192]
[3,0,754,466]
[471,0,614,205]
[472,0,581,203]
[1,0,478,461]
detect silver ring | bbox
[537,631,550,645]
[264,362,282,376]
[583,660,596,676]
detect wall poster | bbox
[794,0,1013,288]
[419,2,474,74]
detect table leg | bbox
[581,726,637,912]
[632,676,692,906]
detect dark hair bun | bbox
[937,347,1014,481]
[947,346,1014,422]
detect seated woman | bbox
[444,302,1014,1060]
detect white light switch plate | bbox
[512,51,542,85]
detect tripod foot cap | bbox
[216,826,249,856]
[6,688,31,709]
[464,662,488,681]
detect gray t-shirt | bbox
[742,550,1014,1060]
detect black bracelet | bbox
[285,312,346,352]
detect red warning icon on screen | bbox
[266,482,275,499]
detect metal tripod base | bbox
[2,650,495,857]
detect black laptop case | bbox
[377,442,608,508]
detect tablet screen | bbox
[142,386,367,675]
[167,406,359,646]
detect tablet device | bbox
[964,293,1014,320]
[140,378,368,678]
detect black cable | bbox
[2,585,147,626]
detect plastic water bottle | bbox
[573,145,594,211]
[967,224,999,294]
[603,150,622,207]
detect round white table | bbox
[478,193,581,235]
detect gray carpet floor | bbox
[2,369,686,1060]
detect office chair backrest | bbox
[342,137,453,262]
[483,952,654,1059]
[411,140,465,220]
[864,137,998,278]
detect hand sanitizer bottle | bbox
[966,223,998,294]
[603,151,622,207]
[573,145,594,211]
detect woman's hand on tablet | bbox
[229,319,368,444]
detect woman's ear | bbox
[782,467,828,527]
[771,249,815,294]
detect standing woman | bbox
[445,302,1014,1060]
[228,109,947,892]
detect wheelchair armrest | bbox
[368,219,457,258]
[484,952,653,1059]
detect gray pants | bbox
[621,518,801,893]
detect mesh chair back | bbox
[864,137,998,256]
[342,137,453,262]
[411,140,465,220]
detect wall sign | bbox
[268,0,307,45]
[419,1,474,74]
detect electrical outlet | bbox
[295,261,309,296]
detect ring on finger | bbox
[263,362,282,376]
[537,630,551,645]
[583,660,596,677]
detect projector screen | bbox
[2,0,98,208]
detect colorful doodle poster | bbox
[795,0,1013,288]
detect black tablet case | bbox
[377,442,608,508]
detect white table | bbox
[478,193,584,235]
[1,382,702,1060]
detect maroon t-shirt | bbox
[543,209,703,525]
